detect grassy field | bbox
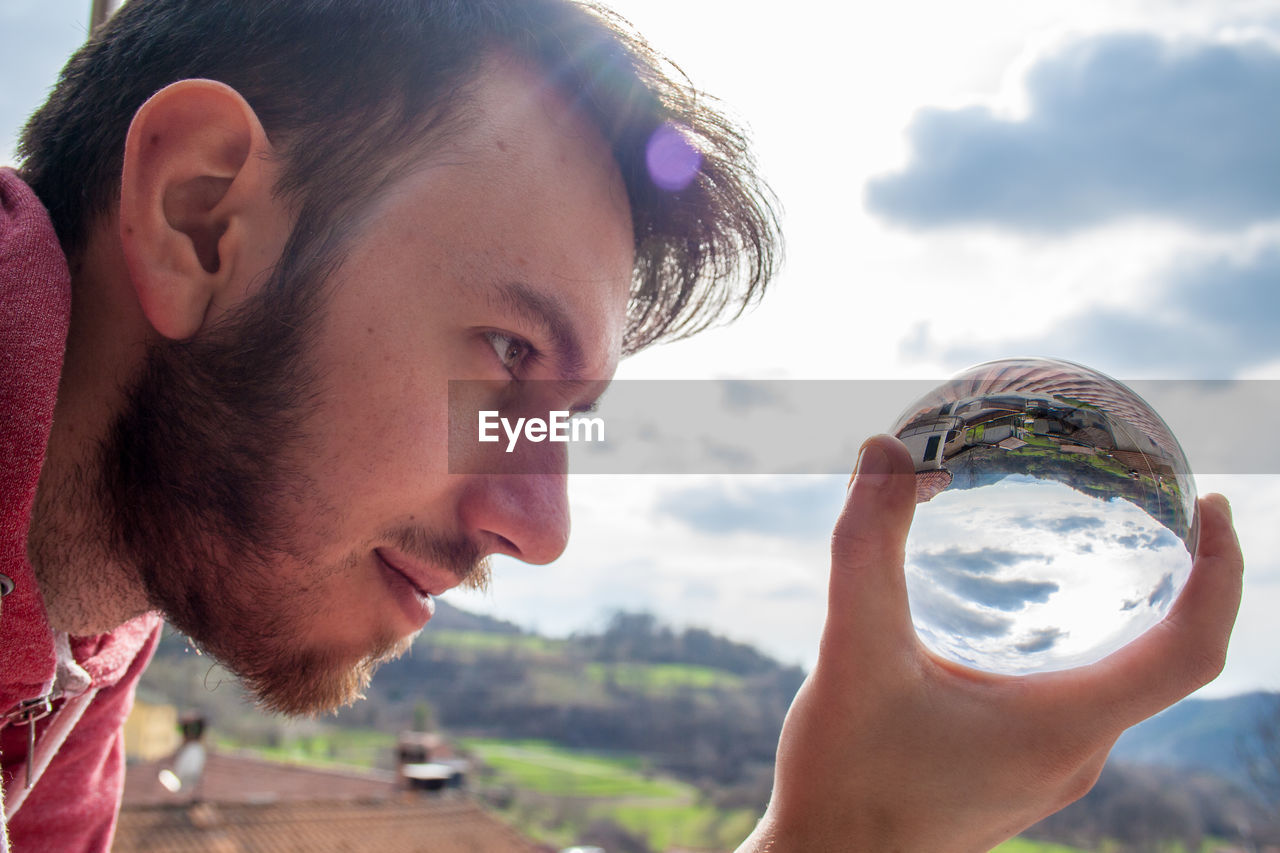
[418,629,565,656]
[992,840,1091,853]
[991,839,1235,853]
[583,661,745,693]
[462,738,681,798]
[214,728,397,770]
[463,737,757,850]
[608,800,759,852]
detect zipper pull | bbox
[25,715,36,788]
[2,697,54,789]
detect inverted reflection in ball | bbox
[890,358,1198,675]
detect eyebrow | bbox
[489,280,590,382]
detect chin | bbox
[234,630,413,718]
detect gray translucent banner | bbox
[447,379,1279,475]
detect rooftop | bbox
[124,749,399,806]
[119,746,542,852]
[114,797,544,852]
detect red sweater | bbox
[0,167,161,852]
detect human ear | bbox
[118,79,276,340]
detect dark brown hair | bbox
[18,0,780,352]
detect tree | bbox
[1243,694,1280,813]
[412,700,436,733]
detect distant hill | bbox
[417,605,1280,795]
[145,603,1277,793]
[354,607,805,795]
[1021,692,1280,848]
[143,603,1277,794]
[1112,690,1280,789]
[430,598,526,634]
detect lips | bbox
[375,548,449,631]
[375,547,464,598]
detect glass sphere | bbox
[890,357,1198,675]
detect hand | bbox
[738,435,1243,853]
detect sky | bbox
[3,0,1278,698]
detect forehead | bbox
[356,53,636,376]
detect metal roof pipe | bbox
[90,0,124,35]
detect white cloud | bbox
[867,33,1280,233]
[906,238,1280,378]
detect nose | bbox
[456,467,571,565]
[450,386,579,564]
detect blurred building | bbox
[122,699,182,761]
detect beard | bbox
[85,260,489,716]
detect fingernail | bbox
[852,442,891,491]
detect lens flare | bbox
[645,122,701,192]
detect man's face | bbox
[107,59,634,714]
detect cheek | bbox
[317,376,453,481]
[307,292,458,476]
[300,344,457,528]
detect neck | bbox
[27,452,153,637]
[27,222,155,636]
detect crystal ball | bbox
[890,357,1198,675]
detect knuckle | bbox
[1025,731,1110,806]
[1058,766,1100,809]
[829,522,868,564]
[1051,750,1108,810]
[1187,643,1228,685]
[829,508,893,564]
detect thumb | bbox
[822,434,920,660]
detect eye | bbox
[485,331,534,376]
